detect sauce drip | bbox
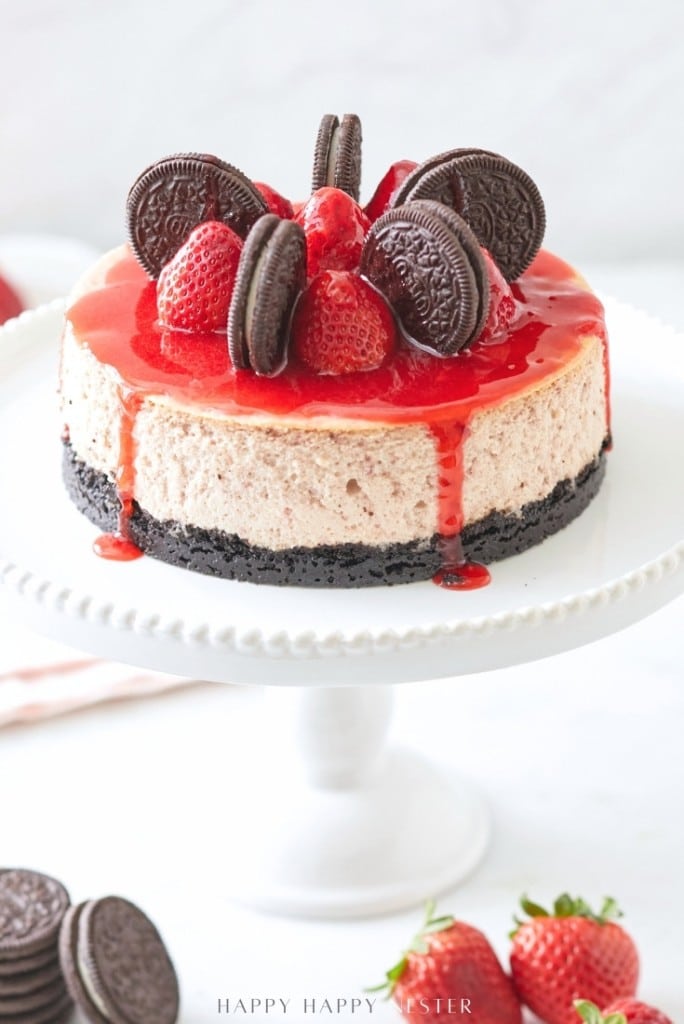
[433,562,491,591]
[93,385,144,561]
[69,248,609,585]
[93,534,143,561]
[432,534,490,591]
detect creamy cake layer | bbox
[60,326,606,551]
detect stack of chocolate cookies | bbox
[0,868,73,1023]
[1,867,181,1024]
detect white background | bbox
[1,0,683,265]
[0,4,683,1023]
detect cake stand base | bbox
[219,687,490,918]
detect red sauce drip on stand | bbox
[93,387,144,562]
[69,249,609,584]
[428,421,490,589]
[92,534,143,562]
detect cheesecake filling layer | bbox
[63,440,608,588]
[61,325,607,551]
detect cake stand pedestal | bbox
[1,301,683,918]
[221,685,489,917]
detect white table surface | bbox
[0,262,682,1023]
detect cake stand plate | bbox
[1,299,682,917]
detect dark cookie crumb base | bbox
[63,440,607,588]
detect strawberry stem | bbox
[512,893,624,935]
[575,999,627,1024]
[366,900,455,998]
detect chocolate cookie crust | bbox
[63,440,608,589]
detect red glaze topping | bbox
[68,248,606,426]
[68,248,608,580]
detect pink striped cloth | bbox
[0,624,200,728]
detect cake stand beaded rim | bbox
[0,299,682,662]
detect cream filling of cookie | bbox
[77,917,111,1019]
[244,244,272,351]
[326,124,341,185]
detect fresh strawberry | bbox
[291,200,306,217]
[476,249,518,343]
[364,159,418,222]
[295,187,371,278]
[253,181,294,220]
[291,270,396,374]
[157,220,242,333]
[510,895,639,1024]
[576,998,673,1024]
[0,272,23,324]
[368,901,521,1024]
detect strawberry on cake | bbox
[60,115,610,588]
[0,271,23,325]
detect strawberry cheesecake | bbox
[60,117,610,588]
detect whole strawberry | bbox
[295,187,370,278]
[157,220,242,333]
[510,895,639,1024]
[291,270,396,374]
[477,249,518,343]
[369,901,522,1024]
[254,181,294,220]
[364,159,418,222]
[0,272,23,325]
[575,998,673,1024]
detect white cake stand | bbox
[1,302,682,918]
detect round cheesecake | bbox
[60,244,609,587]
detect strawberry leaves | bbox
[575,1000,627,1024]
[513,893,624,935]
[366,900,455,998]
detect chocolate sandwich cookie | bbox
[0,946,57,977]
[127,153,268,278]
[59,903,107,1024]
[390,148,497,207]
[0,972,70,1015]
[0,869,70,961]
[0,959,62,996]
[60,897,179,1024]
[390,149,545,281]
[228,213,306,376]
[360,199,490,356]
[0,992,74,1024]
[312,113,362,200]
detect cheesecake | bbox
[59,122,610,588]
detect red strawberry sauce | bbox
[68,248,608,585]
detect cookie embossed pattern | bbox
[59,112,612,593]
